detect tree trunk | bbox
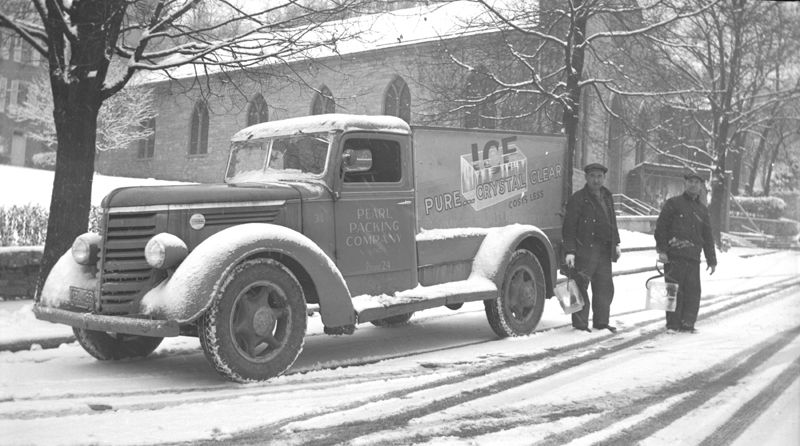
[561,0,588,201]
[746,126,770,195]
[35,83,100,299]
[763,141,781,196]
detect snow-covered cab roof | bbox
[230,114,411,142]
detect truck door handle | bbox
[397,200,412,206]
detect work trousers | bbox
[571,242,614,328]
[664,259,702,330]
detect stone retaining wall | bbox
[0,246,43,299]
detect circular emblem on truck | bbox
[189,213,206,230]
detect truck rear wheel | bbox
[484,249,546,337]
[73,328,163,360]
[199,258,307,383]
[370,312,414,327]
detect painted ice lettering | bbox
[423,190,474,215]
[462,136,528,211]
[345,207,402,247]
[529,164,563,185]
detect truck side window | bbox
[343,138,401,183]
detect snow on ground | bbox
[1,163,798,445]
[0,250,797,445]
[0,164,190,207]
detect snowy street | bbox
[1,249,798,445]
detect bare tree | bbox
[8,72,157,153]
[637,0,800,241]
[0,0,369,295]
[437,0,716,196]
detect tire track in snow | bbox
[210,280,800,446]
[587,325,800,446]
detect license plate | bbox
[69,286,96,311]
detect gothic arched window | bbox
[463,68,496,129]
[383,76,411,123]
[247,94,269,126]
[189,100,209,155]
[311,85,335,115]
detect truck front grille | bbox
[99,212,158,315]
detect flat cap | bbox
[583,163,608,174]
[683,171,705,181]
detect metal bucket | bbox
[646,280,678,312]
[554,279,584,314]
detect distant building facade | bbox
[0,30,48,167]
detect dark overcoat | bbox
[654,192,717,266]
[562,185,620,261]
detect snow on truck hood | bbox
[101,182,310,208]
[230,114,411,142]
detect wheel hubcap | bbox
[508,268,535,320]
[252,307,276,336]
[230,282,290,361]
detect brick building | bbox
[0,29,48,167]
[1,2,683,207]
[95,2,641,191]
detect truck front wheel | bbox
[484,249,546,337]
[73,328,163,360]
[199,258,307,383]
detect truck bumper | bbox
[33,305,180,337]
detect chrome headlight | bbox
[71,233,101,265]
[145,233,188,269]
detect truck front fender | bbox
[470,223,556,293]
[140,223,355,327]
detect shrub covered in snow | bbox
[732,196,786,219]
[0,204,102,247]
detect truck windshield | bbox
[225,133,331,183]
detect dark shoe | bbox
[593,324,617,333]
[679,326,697,334]
[573,326,591,333]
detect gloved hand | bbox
[657,251,668,263]
[566,254,575,268]
[707,264,716,275]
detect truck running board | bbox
[352,278,498,324]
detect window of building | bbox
[0,77,7,112]
[31,49,40,66]
[463,69,496,129]
[8,80,20,112]
[138,118,156,159]
[246,94,269,126]
[13,37,22,62]
[0,34,8,59]
[189,101,209,155]
[383,76,411,123]
[311,85,335,115]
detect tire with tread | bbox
[198,258,307,382]
[73,328,163,360]
[484,249,546,337]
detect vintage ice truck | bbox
[34,114,567,382]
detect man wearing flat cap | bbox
[654,170,717,333]
[562,163,621,333]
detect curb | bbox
[0,336,75,353]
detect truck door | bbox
[334,133,417,296]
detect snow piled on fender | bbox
[139,223,345,320]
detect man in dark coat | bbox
[563,163,621,333]
[654,171,717,333]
